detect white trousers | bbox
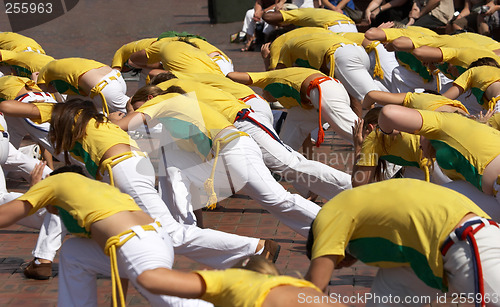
[91,69,129,114]
[333,44,379,101]
[242,9,275,36]
[328,22,358,33]
[58,228,212,307]
[390,66,453,94]
[368,221,500,306]
[3,142,52,181]
[367,44,399,92]
[234,110,352,201]
[160,130,320,237]
[279,78,358,148]
[105,156,259,268]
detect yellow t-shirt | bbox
[159,41,223,75]
[280,8,354,29]
[248,67,322,108]
[174,72,255,100]
[453,66,500,110]
[33,103,137,178]
[197,269,321,307]
[438,47,500,79]
[137,93,233,160]
[403,92,469,113]
[146,37,229,65]
[0,75,43,101]
[156,78,248,123]
[0,50,54,78]
[37,58,106,95]
[312,178,489,291]
[111,38,156,69]
[410,34,480,50]
[17,173,141,237]
[380,28,437,82]
[278,33,354,74]
[0,32,45,54]
[454,32,500,51]
[269,27,332,70]
[416,109,500,190]
[488,112,500,131]
[381,26,437,43]
[356,131,424,168]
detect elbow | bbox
[364,28,384,41]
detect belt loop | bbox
[480,217,491,228]
[449,230,459,243]
[130,225,146,239]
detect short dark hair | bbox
[306,220,315,260]
[50,165,86,177]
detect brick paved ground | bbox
[0,1,468,306]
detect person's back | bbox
[307,178,500,302]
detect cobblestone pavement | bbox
[0,1,465,306]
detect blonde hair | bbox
[232,255,280,276]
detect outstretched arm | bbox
[442,84,465,100]
[305,255,339,292]
[378,105,423,134]
[0,100,42,119]
[412,46,444,64]
[391,36,415,52]
[362,91,407,109]
[0,200,33,228]
[364,27,388,42]
[137,269,205,298]
[226,72,253,85]
[108,111,147,132]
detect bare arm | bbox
[108,111,147,132]
[391,36,415,52]
[0,100,42,119]
[137,269,206,298]
[0,200,33,228]
[362,91,407,109]
[364,0,384,23]
[411,46,444,64]
[352,165,376,187]
[364,27,388,41]
[442,84,464,100]
[378,105,423,135]
[305,255,338,292]
[128,50,162,69]
[226,72,253,85]
[411,0,441,19]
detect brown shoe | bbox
[262,240,281,263]
[23,260,52,280]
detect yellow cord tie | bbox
[419,153,432,182]
[307,76,333,147]
[204,131,248,210]
[365,42,384,80]
[430,69,441,93]
[98,151,147,186]
[328,53,336,78]
[89,72,121,116]
[104,221,161,307]
[487,96,500,111]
